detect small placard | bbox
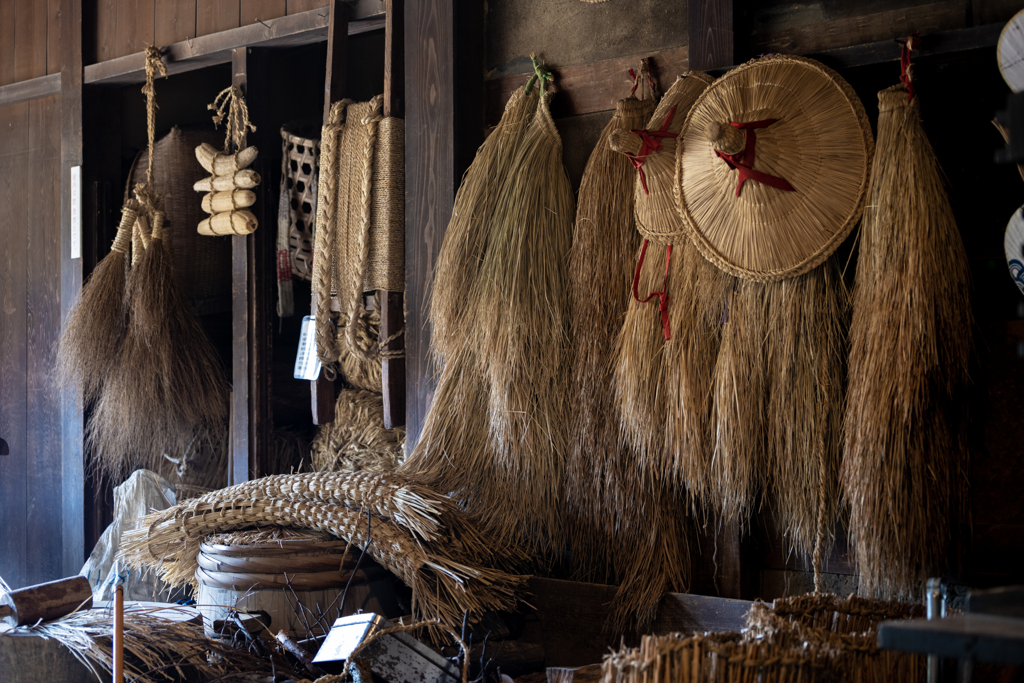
[294,315,322,380]
[70,165,82,260]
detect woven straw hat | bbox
[675,55,874,282]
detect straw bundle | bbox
[55,199,139,404]
[311,389,405,472]
[121,478,528,628]
[567,89,655,580]
[19,603,300,683]
[843,83,971,599]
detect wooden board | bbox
[14,0,48,82]
[93,0,117,64]
[689,0,733,71]
[197,0,240,38]
[241,0,287,27]
[47,0,61,75]
[116,0,155,60]
[287,0,328,14]
[155,0,196,46]
[0,0,14,86]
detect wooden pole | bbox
[112,584,124,683]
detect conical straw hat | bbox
[675,55,874,282]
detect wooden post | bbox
[311,0,349,426]
[380,0,405,429]
[230,46,272,484]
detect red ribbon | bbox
[625,105,678,195]
[276,249,292,282]
[900,33,921,101]
[714,119,796,197]
[632,239,673,341]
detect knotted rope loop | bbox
[141,46,167,189]
[209,85,257,152]
[899,32,922,101]
[525,52,553,97]
[632,239,673,340]
[711,119,796,197]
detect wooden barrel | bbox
[194,530,400,638]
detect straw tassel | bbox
[843,83,971,598]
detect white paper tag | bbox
[70,165,81,260]
[294,315,322,380]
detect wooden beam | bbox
[380,0,405,429]
[0,73,61,109]
[688,0,733,71]
[84,8,383,87]
[484,46,688,125]
[58,0,84,577]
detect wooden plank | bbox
[807,22,1004,70]
[0,0,14,85]
[0,74,63,109]
[115,0,155,60]
[230,47,250,486]
[750,2,964,56]
[0,102,31,590]
[15,0,49,82]
[84,8,383,86]
[879,615,1024,665]
[689,0,733,71]
[47,0,61,75]
[380,0,405,429]
[484,46,688,125]
[59,0,85,578]
[155,0,196,46]
[25,95,63,585]
[94,0,117,64]
[197,0,240,38]
[522,578,751,668]
[241,0,287,27]
[287,0,327,14]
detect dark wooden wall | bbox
[0,95,65,590]
[0,0,63,85]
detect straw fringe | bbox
[843,85,971,599]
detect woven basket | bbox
[280,124,320,282]
[132,126,232,314]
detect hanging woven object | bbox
[566,62,657,581]
[275,124,320,318]
[88,48,228,484]
[193,85,260,236]
[843,37,971,599]
[675,55,872,566]
[311,96,405,391]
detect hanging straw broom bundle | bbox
[87,48,228,482]
[843,39,971,598]
[566,63,656,581]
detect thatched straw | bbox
[87,206,228,483]
[567,92,655,580]
[429,85,539,365]
[120,491,528,629]
[18,603,300,683]
[843,84,971,599]
[312,388,404,472]
[55,199,139,404]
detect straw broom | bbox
[472,56,575,551]
[844,81,971,598]
[55,199,140,404]
[566,71,656,580]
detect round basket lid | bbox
[1005,205,1024,296]
[675,55,874,282]
[999,9,1024,93]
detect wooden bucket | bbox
[195,531,400,638]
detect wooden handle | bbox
[113,585,124,683]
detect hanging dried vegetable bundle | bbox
[843,38,971,598]
[566,62,656,581]
[675,55,872,573]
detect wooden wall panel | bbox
[155,0,196,46]
[0,1,15,86]
[94,0,117,63]
[14,0,49,82]
[0,102,31,589]
[47,0,61,75]
[241,0,287,27]
[197,0,240,37]
[287,0,328,15]
[116,0,155,58]
[25,96,63,585]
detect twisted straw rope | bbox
[141,46,167,188]
[209,84,256,153]
[111,200,141,254]
[345,95,385,363]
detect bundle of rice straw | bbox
[843,46,971,598]
[566,64,656,583]
[16,603,300,683]
[311,388,405,472]
[120,471,528,629]
[403,56,572,554]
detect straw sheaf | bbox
[119,496,527,629]
[843,85,971,599]
[429,86,539,366]
[676,54,874,282]
[471,89,575,550]
[311,388,405,473]
[567,94,656,581]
